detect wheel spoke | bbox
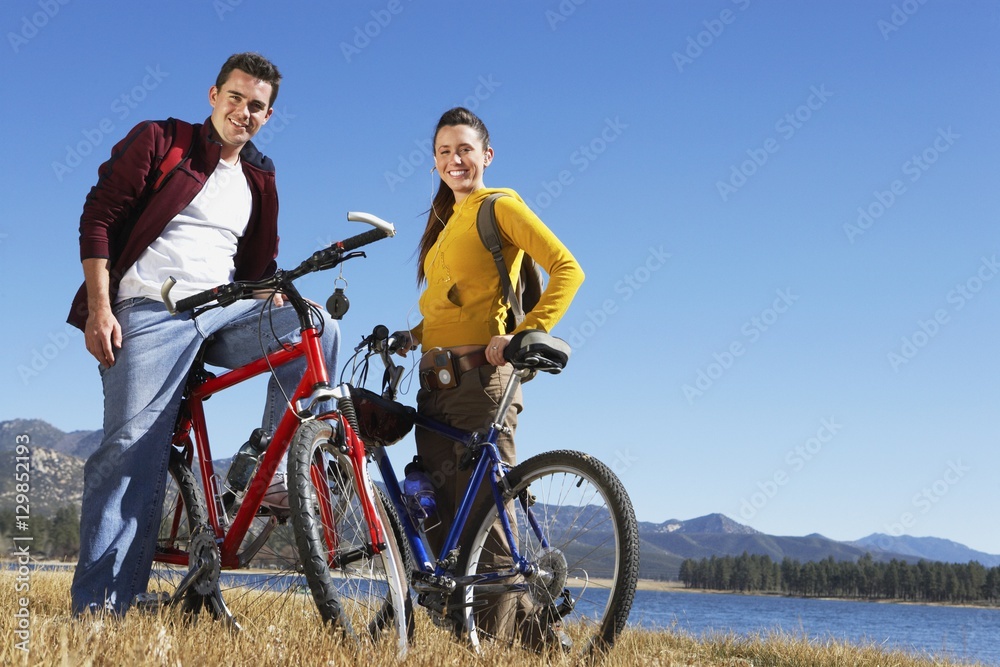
[458,450,638,655]
[288,420,409,655]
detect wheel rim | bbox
[462,458,631,652]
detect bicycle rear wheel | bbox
[151,440,317,629]
[288,419,409,656]
[153,446,209,587]
[457,449,639,656]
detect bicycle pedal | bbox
[133,591,170,612]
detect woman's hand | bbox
[389,330,417,357]
[486,334,513,366]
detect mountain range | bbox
[4,419,998,578]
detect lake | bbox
[627,588,999,665]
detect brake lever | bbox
[354,333,375,353]
[354,324,389,353]
[383,362,404,400]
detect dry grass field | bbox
[0,570,987,667]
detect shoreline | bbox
[630,578,1000,610]
[9,561,998,611]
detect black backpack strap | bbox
[476,193,525,325]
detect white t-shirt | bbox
[117,159,253,303]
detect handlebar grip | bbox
[339,227,389,252]
[175,285,228,313]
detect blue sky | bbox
[3,1,999,554]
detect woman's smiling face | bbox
[434,124,493,201]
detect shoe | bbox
[261,472,289,512]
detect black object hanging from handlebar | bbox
[327,288,350,319]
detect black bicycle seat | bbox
[503,330,571,373]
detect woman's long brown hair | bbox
[416,107,491,286]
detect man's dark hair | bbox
[216,52,282,107]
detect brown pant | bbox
[415,363,523,638]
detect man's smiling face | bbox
[209,68,273,159]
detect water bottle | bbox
[225,428,271,494]
[403,456,436,521]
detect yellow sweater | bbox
[412,188,584,350]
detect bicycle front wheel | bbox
[288,419,409,655]
[457,449,639,656]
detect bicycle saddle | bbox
[504,330,571,373]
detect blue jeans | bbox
[70,297,339,614]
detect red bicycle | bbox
[148,212,410,653]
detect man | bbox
[67,53,338,615]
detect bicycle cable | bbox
[256,287,327,423]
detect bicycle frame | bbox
[147,213,416,642]
[159,319,345,570]
[369,368,543,587]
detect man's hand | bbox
[86,303,122,367]
[253,290,285,307]
[81,258,121,366]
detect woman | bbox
[393,107,584,642]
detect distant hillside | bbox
[637,517,896,579]
[640,512,760,536]
[0,446,85,516]
[853,533,1000,568]
[1,419,102,458]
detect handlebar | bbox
[339,227,389,253]
[173,281,244,314]
[162,212,396,315]
[347,211,395,235]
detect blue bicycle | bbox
[308,325,640,655]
